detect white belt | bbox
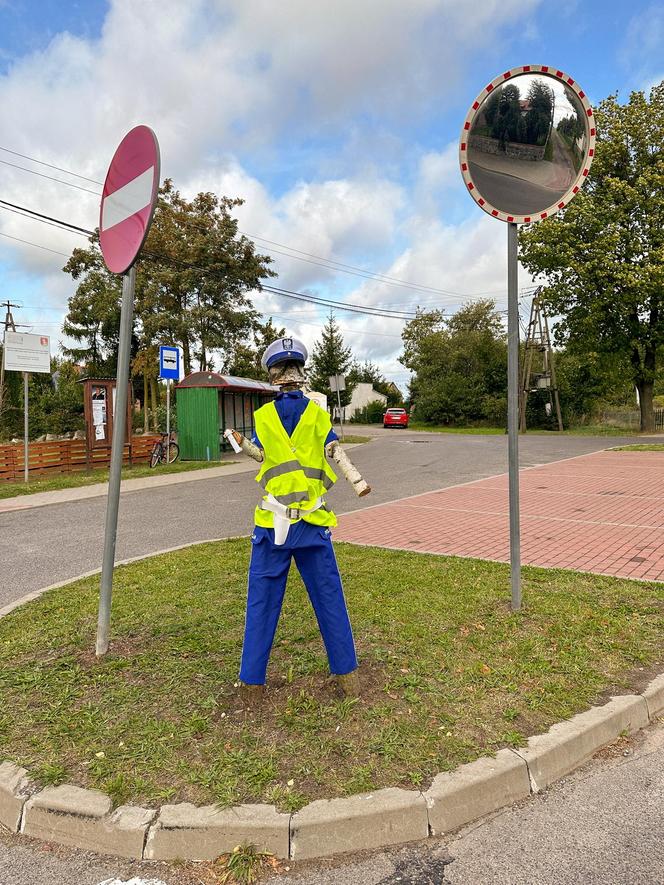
[260,494,325,545]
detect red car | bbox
[383,407,409,428]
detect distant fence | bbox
[599,408,664,431]
[0,435,160,483]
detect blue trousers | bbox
[239,521,358,685]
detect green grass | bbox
[408,422,642,437]
[1,541,662,813]
[337,434,372,444]
[543,136,554,162]
[408,423,506,435]
[611,444,664,452]
[0,460,226,500]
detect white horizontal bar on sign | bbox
[101,166,155,231]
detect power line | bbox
[0,203,91,236]
[0,158,101,195]
[0,199,94,235]
[0,231,70,257]
[0,145,103,185]
[0,144,503,301]
[0,211,416,320]
[240,229,506,299]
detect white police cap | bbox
[261,336,308,371]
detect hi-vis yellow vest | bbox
[254,400,337,528]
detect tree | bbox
[348,360,403,407]
[226,317,286,379]
[519,82,664,431]
[525,79,554,146]
[400,301,507,425]
[308,313,356,412]
[62,180,275,387]
[62,247,124,375]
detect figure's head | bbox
[261,336,308,389]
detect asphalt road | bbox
[0,427,660,885]
[0,429,638,609]
[468,161,565,216]
[1,719,662,884]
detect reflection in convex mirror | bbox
[460,67,595,223]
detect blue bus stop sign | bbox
[159,346,180,380]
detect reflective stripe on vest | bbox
[253,399,337,526]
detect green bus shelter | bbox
[175,372,278,461]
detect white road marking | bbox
[101,167,155,231]
[96,878,168,885]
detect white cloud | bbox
[0,0,543,368]
[619,4,664,88]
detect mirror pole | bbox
[507,222,521,610]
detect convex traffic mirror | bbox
[459,65,595,223]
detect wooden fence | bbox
[0,435,161,483]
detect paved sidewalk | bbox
[335,449,664,581]
[0,460,256,513]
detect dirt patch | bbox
[595,660,664,705]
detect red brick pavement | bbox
[335,450,664,581]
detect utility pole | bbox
[519,288,563,432]
[0,300,20,422]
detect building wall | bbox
[337,383,387,421]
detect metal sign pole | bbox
[23,372,29,483]
[166,378,170,441]
[96,265,136,656]
[336,385,345,441]
[507,222,521,610]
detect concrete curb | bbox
[1,680,662,862]
[1,546,663,864]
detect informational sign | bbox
[99,125,161,274]
[329,374,346,392]
[159,345,180,380]
[2,331,51,373]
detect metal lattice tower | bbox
[519,288,563,432]
[0,300,20,420]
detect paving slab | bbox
[144,802,289,861]
[336,450,664,581]
[290,788,428,860]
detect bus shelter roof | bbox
[175,372,279,393]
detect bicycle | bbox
[150,431,179,467]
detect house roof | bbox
[175,371,279,393]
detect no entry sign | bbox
[99,125,160,274]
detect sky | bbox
[0,0,662,391]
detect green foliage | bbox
[308,312,356,410]
[483,80,553,147]
[0,359,84,440]
[219,842,272,884]
[348,360,403,408]
[519,82,664,431]
[62,179,276,379]
[400,301,507,426]
[226,317,286,379]
[350,399,387,424]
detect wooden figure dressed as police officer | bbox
[224,336,371,704]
